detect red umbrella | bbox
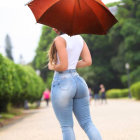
[26,0,118,35]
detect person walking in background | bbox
[48,28,102,140]
[93,85,100,105]
[43,88,51,106]
[100,84,107,104]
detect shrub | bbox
[106,89,129,98]
[0,55,14,112]
[0,54,45,112]
[11,65,45,106]
[106,89,121,98]
[120,89,129,97]
[131,82,140,100]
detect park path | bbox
[0,99,140,140]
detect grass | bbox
[0,102,40,126]
[0,113,15,122]
[0,104,23,125]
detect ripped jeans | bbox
[51,69,102,140]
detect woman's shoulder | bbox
[54,35,66,42]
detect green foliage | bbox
[121,66,140,86]
[121,89,129,97]
[109,0,140,87]
[129,67,140,83]
[0,104,23,122]
[106,1,121,7]
[107,89,121,98]
[11,65,45,106]
[0,54,14,111]
[131,82,140,100]
[81,32,122,89]
[106,89,128,98]
[45,71,54,89]
[0,113,14,119]
[77,66,95,87]
[0,54,45,112]
[5,34,14,61]
[32,26,56,82]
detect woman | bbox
[48,28,102,140]
[42,88,51,106]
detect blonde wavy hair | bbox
[48,30,64,66]
[48,42,57,65]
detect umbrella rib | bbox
[37,0,60,23]
[77,0,81,9]
[95,0,114,16]
[83,0,106,33]
[94,0,118,23]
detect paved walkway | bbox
[0,99,140,140]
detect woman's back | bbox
[57,34,84,70]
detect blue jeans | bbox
[51,69,102,140]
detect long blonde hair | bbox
[48,30,64,66]
[48,42,57,65]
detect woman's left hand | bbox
[48,62,55,70]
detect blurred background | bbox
[0,0,140,139]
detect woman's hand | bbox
[48,62,55,70]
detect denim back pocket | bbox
[59,78,70,90]
[52,78,70,90]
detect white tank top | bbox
[57,34,84,69]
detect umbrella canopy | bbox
[27,0,118,35]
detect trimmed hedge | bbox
[0,54,45,112]
[131,82,140,100]
[106,89,129,98]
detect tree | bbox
[110,0,140,85]
[5,34,14,61]
[32,26,56,86]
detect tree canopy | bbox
[5,34,14,61]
